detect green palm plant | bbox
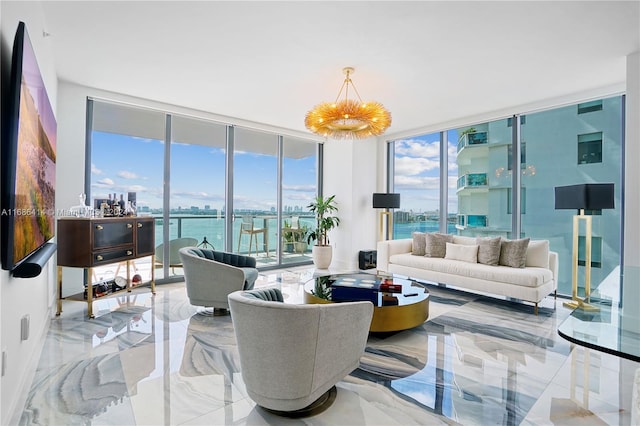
[306,195,340,246]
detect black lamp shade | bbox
[373,193,400,209]
[554,183,615,210]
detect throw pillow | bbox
[499,238,530,268]
[452,235,477,246]
[412,232,426,256]
[444,242,479,263]
[476,236,502,266]
[526,240,550,268]
[425,232,453,258]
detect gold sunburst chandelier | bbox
[305,67,391,139]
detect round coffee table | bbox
[303,273,429,332]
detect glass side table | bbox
[557,265,640,362]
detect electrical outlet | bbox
[21,315,30,341]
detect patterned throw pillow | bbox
[412,232,426,256]
[425,232,453,258]
[499,238,530,268]
[476,236,502,266]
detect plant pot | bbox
[294,241,307,254]
[284,242,295,253]
[312,245,332,269]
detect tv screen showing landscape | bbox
[2,22,56,270]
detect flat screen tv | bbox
[1,22,57,273]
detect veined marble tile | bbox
[15,269,637,426]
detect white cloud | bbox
[117,171,140,179]
[395,175,440,190]
[282,184,316,192]
[395,156,440,176]
[91,163,102,175]
[171,190,225,202]
[96,178,114,186]
[395,139,440,158]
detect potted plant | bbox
[282,220,295,252]
[307,195,340,268]
[294,224,309,254]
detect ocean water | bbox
[152,215,456,251]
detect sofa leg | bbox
[534,303,538,316]
[554,290,557,300]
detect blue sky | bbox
[92,129,462,214]
[393,129,459,213]
[91,131,316,212]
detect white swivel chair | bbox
[228,288,373,417]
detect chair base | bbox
[197,307,230,316]
[259,385,337,418]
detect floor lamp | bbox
[373,193,400,241]
[554,183,615,310]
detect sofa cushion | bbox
[412,232,426,256]
[526,240,550,268]
[444,242,478,263]
[477,236,502,266]
[388,253,552,287]
[425,233,453,258]
[499,238,530,268]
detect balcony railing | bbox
[151,214,315,258]
[457,173,488,190]
[456,214,488,228]
[457,131,488,152]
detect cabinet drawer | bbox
[93,221,134,249]
[94,248,135,266]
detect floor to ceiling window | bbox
[88,99,320,282]
[281,137,317,265]
[391,132,446,238]
[168,116,227,277]
[520,97,623,297]
[232,128,278,262]
[89,100,166,283]
[388,96,624,297]
[454,118,513,238]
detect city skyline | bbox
[91,131,317,212]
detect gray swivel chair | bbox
[228,288,373,416]
[179,247,258,314]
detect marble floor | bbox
[14,266,639,425]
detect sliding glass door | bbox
[88,99,320,283]
[232,128,278,261]
[89,100,166,282]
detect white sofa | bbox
[377,235,558,314]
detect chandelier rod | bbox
[333,67,363,104]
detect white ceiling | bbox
[41,1,639,138]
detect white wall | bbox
[323,138,378,271]
[0,2,58,424]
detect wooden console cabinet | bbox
[57,217,156,318]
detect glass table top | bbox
[303,272,429,307]
[557,265,640,362]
